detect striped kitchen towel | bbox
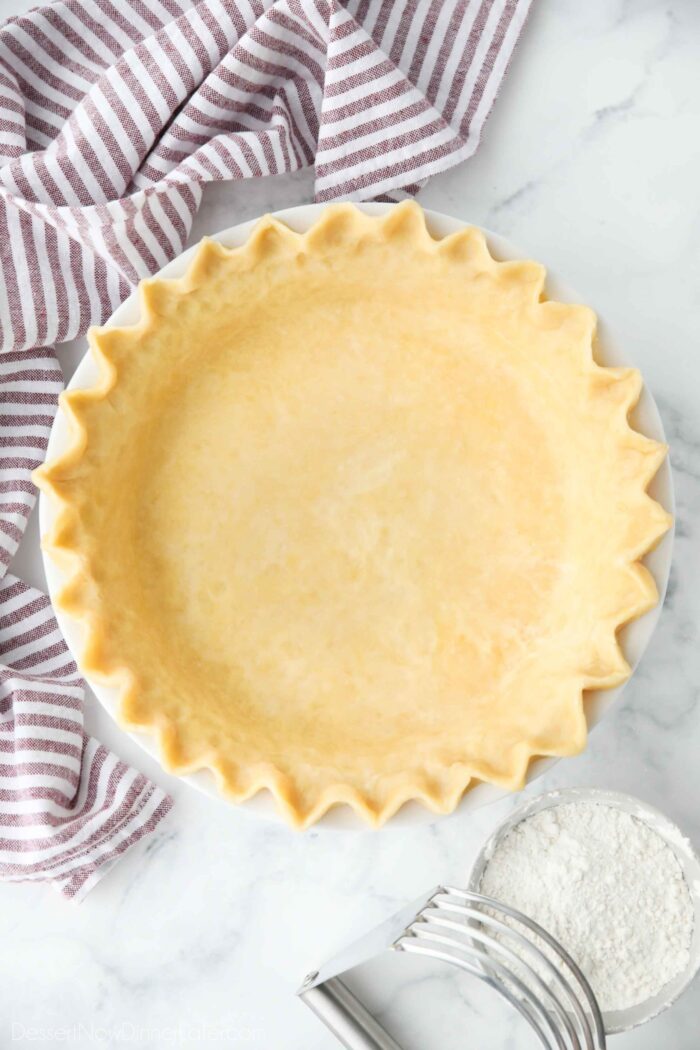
[0,0,531,899]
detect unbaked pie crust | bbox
[35,203,671,827]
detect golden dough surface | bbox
[36,203,671,827]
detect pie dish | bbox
[35,201,672,828]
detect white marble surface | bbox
[3,0,700,1046]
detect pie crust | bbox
[35,202,671,828]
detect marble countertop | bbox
[3,0,700,1047]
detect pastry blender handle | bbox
[299,975,405,1050]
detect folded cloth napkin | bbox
[0,0,531,900]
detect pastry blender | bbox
[298,886,606,1050]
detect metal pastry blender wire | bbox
[298,886,606,1050]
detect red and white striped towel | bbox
[0,0,531,899]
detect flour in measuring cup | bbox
[479,801,694,1012]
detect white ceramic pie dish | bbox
[39,203,674,830]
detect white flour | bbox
[479,801,694,1011]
